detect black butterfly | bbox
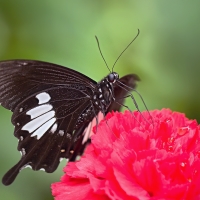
[0,32,141,185]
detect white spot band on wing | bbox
[22,111,55,133]
[31,118,56,139]
[26,104,53,119]
[36,92,51,104]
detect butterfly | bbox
[0,31,141,185]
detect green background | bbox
[0,1,200,199]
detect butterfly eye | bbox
[108,72,119,83]
[108,73,115,82]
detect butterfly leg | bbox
[116,94,153,125]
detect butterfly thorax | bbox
[93,80,113,112]
[93,72,119,110]
[75,72,119,129]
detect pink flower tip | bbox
[52,109,200,200]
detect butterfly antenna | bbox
[95,36,111,73]
[112,29,140,72]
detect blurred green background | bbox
[0,1,200,199]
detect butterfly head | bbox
[107,72,119,83]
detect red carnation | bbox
[52,109,200,199]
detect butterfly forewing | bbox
[0,60,96,111]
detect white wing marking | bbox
[36,92,51,104]
[50,123,58,133]
[22,111,55,133]
[31,118,56,139]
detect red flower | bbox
[52,109,200,200]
